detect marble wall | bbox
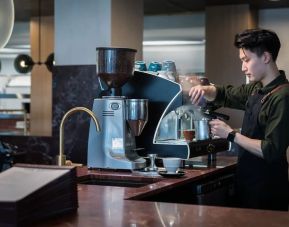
[52,65,100,163]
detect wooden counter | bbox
[34,156,289,226]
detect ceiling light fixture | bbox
[14,54,34,74]
[14,0,54,74]
[0,0,14,49]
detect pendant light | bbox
[0,0,14,49]
[14,0,54,73]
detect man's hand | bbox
[189,85,205,105]
[189,85,217,104]
[209,119,263,158]
[209,119,233,139]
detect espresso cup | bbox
[162,157,181,173]
[162,60,176,73]
[148,61,162,72]
[134,61,147,71]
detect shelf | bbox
[0,109,29,135]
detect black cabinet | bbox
[188,173,235,206]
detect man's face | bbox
[239,48,267,83]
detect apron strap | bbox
[261,83,289,104]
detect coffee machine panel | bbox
[88,97,147,169]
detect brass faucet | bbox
[57,107,100,166]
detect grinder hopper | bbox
[96,47,136,96]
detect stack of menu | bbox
[0,164,78,226]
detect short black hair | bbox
[234,28,281,61]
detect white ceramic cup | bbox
[162,157,181,173]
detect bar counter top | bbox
[35,155,289,226]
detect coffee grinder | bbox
[87,47,148,170]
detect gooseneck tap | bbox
[57,107,100,166]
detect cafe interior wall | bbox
[143,13,205,75]
[259,8,289,77]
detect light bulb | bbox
[20,60,27,68]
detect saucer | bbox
[158,170,185,178]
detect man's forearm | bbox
[234,132,264,158]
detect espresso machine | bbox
[87,47,148,170]
[152,75,230,164]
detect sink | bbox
[77,174,161,188]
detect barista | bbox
[189,28,289,211]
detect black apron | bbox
[235,89,289,211]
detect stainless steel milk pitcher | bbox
[194,118,211,141]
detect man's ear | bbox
[263,51,272,64]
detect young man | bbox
[189,29,289,211]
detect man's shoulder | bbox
[276,84,289,95]
[270,83,289,102]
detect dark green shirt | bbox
[214,71,289,163]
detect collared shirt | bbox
[214,71,289,163]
